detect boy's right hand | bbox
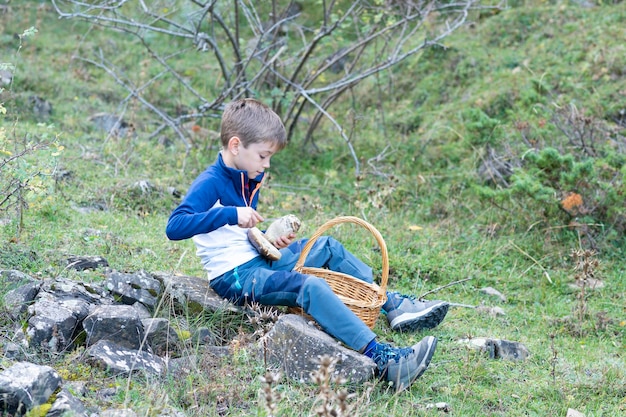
[236,207,264,228]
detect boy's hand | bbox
[237,207,264,228]
[272,233,296,249]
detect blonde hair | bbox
[220,98,287,150]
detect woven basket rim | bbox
[294,216,389,308]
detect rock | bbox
[29,95,53,120]
[263,314,376,384]
[475,304,506,317]
[47,387,90,417]
[142,317,182,356]
[26,296,84,352]
[0,68,12,85]
[86,339,164,375]
[0,269,37,286]
[3,342,21,359]
[83,304,147,351]
[153,272,240,315]
[105,270,161,310]
[3,280,41,318]
[0,362,62,415]
[40,277,112,305]
[425,402,452,412]
[88,113,136,138]
[66,255,109,271]
[191,326,219,346]
[132,301,153,319]
[568,278,605,290]
[100,408,139,417]
[166,348,231,378]
[458,337,530,361]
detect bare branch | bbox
[51,0,490,174]
[420,277,474,299]
[76,52,191,150]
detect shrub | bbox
[0,27,63,239]
[474,105,626,248]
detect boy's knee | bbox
[301,275,333,296]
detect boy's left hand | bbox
[272,233,296,249]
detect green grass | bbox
[1,1,625,416]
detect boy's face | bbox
[231,139,279,179]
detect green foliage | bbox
[0,243,42,271]
[0,27,64,238]
[0,122,64,233]
[462,107,502,146]
[477,130,626,245]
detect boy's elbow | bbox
[165,228,177,241]
[165,221,185,241]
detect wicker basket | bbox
[291,216,389,329]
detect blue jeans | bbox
[210,236,377,351]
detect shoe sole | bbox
[389,302,449,332]
[392,336,438,392]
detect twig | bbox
[419,277,473,299]
[448,302,477,309]
[508,240,553,284]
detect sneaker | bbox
[384,292,449,332]
[369,336,438,392]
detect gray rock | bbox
[82,305,147,351]
[0,69,12,85]
[142,317,182,356]
[153,272,240,315]
[40,277,112,305]
[3,281,41,318]
[489,338,530,361]
[66,255,109,271]
[458,337,530,361]
[0,361,61,415]
[479,286,507,303]
[29,95,53,121]
[263,314,376,384]
[47,387,90,417]
[0,269,37,286]
[105,270,161,310]
[86,339,164,375]
[88,113,136,138]
[26,296,81,352]
[191,326,218,346]
[166,348,231,378]
[3,342,21,359]
[132,301,153,319]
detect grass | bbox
[1,1,625,416]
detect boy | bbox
[166,98,449,392]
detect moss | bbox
[24,401,52,417]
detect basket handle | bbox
[294,216,389,293]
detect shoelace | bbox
[385,292,416,312]
[389,291,418,304]
[371,344,414,371]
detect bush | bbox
[0,27,63,238]
[474,105,626,248]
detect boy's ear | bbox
[227,136,241,155]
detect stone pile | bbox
[0,266,376,416]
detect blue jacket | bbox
[166,153,264,278]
